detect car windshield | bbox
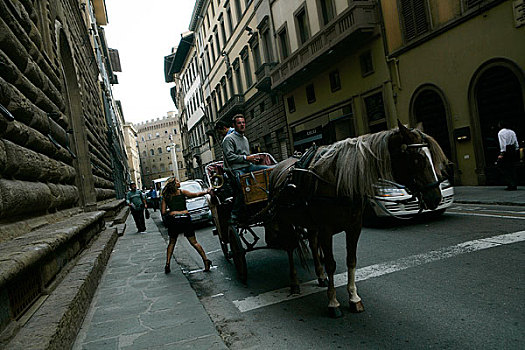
[180,182,202,193]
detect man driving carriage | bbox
[222,114,271,222]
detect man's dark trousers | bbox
[131,209,146,231]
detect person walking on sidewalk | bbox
[161,176,212,274]
[496,121,519,191]
[148,186,159,211]
[126,182,147,232]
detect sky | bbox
[104,1,197,125]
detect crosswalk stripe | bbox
[233,230,525,313]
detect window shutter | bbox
[400,0,429,41]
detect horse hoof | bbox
[290,285,301,295]
[349,301,365,313]
[317,278,329,287]
[328,307,343,318]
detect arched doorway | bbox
[474,64,525,185]
[411,86,455,181]
[58,30,97,209]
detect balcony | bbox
[255,62,277,92]
[270,2,377,90]
[217,95,245,123]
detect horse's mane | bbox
[309,128,449,199]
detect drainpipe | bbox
[386,56,402,91]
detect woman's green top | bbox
[165,193,187,211]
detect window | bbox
[252,41,262,70]
[306,84,316,104]
[317,0,335,26]
[156,132,160,138]
[262,29,274,63]
[234,0,242,22]
[287,96,296,113]
[278,26,290,59]
[360,51,374,76]
[329,70,341,92]
[142,150,146,157]
[400,0,430,41]
[160,164,165,172]
[210,41,216,63]
[157,147,162,154]
[148,133,151,139]
[150,149,154,156]
[241,47,252,87]
[226,7,233,34]
[152,165,157,173]
[215,30,221,56]
[173,128,177,134]
[259,101,265,113]
[234,61,243,93]
[146,167,150,173]
[295,6,310,45]
[364,92,387,133]
[141,136,145,141]
[220,18,227,47]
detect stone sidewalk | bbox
[453,185,525,206]
[72,214,227,350]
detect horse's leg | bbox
[308,230,328,287]
[346,222,365,313]
[287,248,300,295]
[319,232,342,318]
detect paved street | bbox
[174,202,524,349]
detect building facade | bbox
[187,0,291,163]
[0,0,126,239]
[123,122,142,189]
[380,0,525,185]
[136,112,186,188]
[165,32,213,180]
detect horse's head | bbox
[388,121,448,210]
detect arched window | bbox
[152,165,157,173]
[150,149,154,156]
[157,147,162,154]
[145,167,150,173]
[160,164,165,171]
[142,151,146,157]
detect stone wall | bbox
[0,0,121,241]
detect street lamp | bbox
[166,143,179,179]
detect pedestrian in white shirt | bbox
[497,121,519,191]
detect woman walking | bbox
[161,177,212,274]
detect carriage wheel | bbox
[228,224,247,283]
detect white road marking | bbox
[206,249,222,254]
[233,231,525,313]
[448,212,525,220]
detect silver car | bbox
[366,179,454,219]
[180,180,212,225]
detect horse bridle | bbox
[396,142,445,211]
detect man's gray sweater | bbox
[222,131,251,170]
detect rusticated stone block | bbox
[0,179,52,218]
[2,140,75,184]
[0,140,5,173]
[47,183,79,210]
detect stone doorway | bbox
[474,65,525,185]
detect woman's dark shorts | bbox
[164,214,195,238]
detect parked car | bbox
[364,179,454,220]
[180,180,212,225]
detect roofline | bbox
[189,0,206,31]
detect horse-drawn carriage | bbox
[205,153,278,283]
[206,122,450,317]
